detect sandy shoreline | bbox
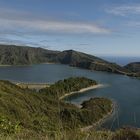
[16,82,50,90]
[59,84,104,100]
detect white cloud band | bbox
[107,5,140,16]
[0,18,110,34]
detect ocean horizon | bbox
[100,56,140,66]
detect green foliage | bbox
[0,45,59,65]
[0,116,21,134]
[0,77,113,139]
[40,77,97,98]
[112,128,140,140]
[60,97,112,128]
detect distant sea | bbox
[100,56,140,66]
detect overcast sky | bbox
[0,0,140,57]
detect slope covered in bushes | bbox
[0,77,112,139]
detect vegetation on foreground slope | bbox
[0,77,113,139]
[0,77,140,139]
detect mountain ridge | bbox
[124,62,140,77]
[0,44,139,77]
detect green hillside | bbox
[0,77,113,139]
[0,44,135,77]
[0,45,59,65]
[125,62,140,77]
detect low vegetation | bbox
[40,77,97,98]
[0,77,114,139]
[0,77,140,139]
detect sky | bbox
[0,0,140,57]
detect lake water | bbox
[0,64,140,130]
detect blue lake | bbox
[0,64,140,130]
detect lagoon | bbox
[0,64,140,130]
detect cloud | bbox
[0,8,110,35]
[127,21,140,27]
[0,18,110,34]
[79,43,89,46]
[0,36,50,48]
[106,5,140,16]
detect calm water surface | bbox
[0,64,140,130]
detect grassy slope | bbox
[0,77,113,139]
[0,78,140,140]
[0,45,59,65]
